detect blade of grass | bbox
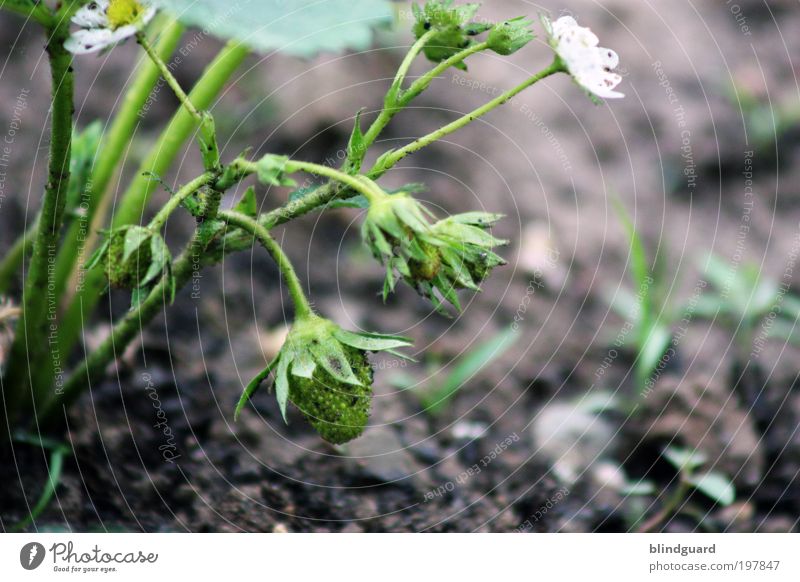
[419,327,519,415]
[10,433,70,532]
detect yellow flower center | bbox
[107,0,146,30]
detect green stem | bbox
[54,16,184,303]
[3,26,74,429]
[58,42,248,362]
[638,477,691,533]
[400,41,489,106]
[137,31,201,121]
[148,172,215,230]
[219,210,312,318]
[137,30,222,173]
[0,215,38,294]
[284,160,384,202]
[373,60,563,172]
[389,29,437,97]
[358,30,439,157]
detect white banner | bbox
[0,534,797,580]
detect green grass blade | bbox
[420,327,519,415]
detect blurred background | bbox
[1,0,799,532]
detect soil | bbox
[1,0,799,532]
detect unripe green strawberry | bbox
[235,314,413,444]
[408,238,442,281]
[361,188,508,315]
[289,346,374,444]
[104,227,152,289]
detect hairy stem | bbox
[400,41,489,106]
[373,60,563,171]
[356,29,438,158]
[284,160,384,202]
[219,210,312,318]
[137,31,201,121]
[3,26,74,430]
[0,214,38,294]
[148,172,215,230]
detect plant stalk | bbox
[3,26,74,431]
[219,210,312,318]
[373,60,563,172]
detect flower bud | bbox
[487,17,534,56]
[412,1,490,67]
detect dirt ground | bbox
[2,0,800,532]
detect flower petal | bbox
[72,1,110,28]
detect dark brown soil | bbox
[2,0,799,532]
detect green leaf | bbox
[766,318,800,346]
[235,186,258,218]
[688,472,736,506]
[663,446,707,472]
[638,322,672,380]
[613,199,651,309]
[620,481,656,496]
[9,443,68,532]
[150,0,394,57]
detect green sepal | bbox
[123,227,152,262]
[130,286,148,311]
[140,234,170,288]
[346,109,366,171]
[235,356,279,421]
[275,353,292,422]
[309,340,362,386]
[486,16,534,56]
[332,328,413,352]
[235,185,258,217]
[198,113,220,171]
[84,238,111,271]
[256,154,297,188]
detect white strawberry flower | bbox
[65,0,156,55]
[543,15,624,99]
